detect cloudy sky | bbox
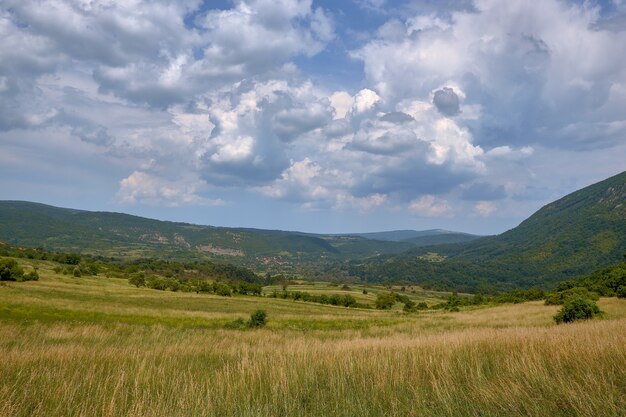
[1,0,625,235]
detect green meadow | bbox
[1,257,625,416]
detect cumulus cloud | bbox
[1,0,624,232]
[118,171,224,207]
[474,201,496,217]
[409,195,453,217]
[354,0,626,149]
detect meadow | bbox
[1,258,625,416]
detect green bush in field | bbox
[128,273,146,287]
[554,296,601,324]
[403,299,416,312]
[23,270,39,281]
[0,259,24,281]
[224,318,247,329]
[545,287,599,305]
[416,302,428,310]
[248,310,267,328]
[375,293,397,309]
[146,276,168,291]
[213,282,232,297]
[617,286,626,298]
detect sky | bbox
[1,0,625,235]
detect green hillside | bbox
[402,232,480,246]
[0,201,418,268]
[341,171,626,291]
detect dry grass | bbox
[1,263,625,416]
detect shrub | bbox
[617,286,626,298]
[224,318,247,329]
[128,273,146,288]
[416,302,428,310]
[248,310,267,328]
[554,296,601,324]
[65,254,81,265]
[403,299,416,312]
[375,293,397,309]
[545,287,599,305]
[146,276,168,291]
[73,268,81,277]
[213,282,232,297]
[22,270,39,281]
[0,259,24,281]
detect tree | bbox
[554,296,601,324]
[128,273,146,287]
[0,259,23,281]
[65,254,81,265]
[248,310,267,328]
[375,293,396,309]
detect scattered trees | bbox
[0,259,38,282]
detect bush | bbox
[617,286,626,298]
[545,287,599,305]
[248,310,267,328]
[128,273,146,287]
[213,282,232,297]
[0,259,24,281]
[375,293,397,309]
[403,300,415,312]
[554,296,601,324]
[65,254,81,265]
[416,302,428,310]
[224,318,247,330]
[146,276,168,291]
[22,270,39,281]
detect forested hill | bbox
[0,201,473,267]
[343,171,626,291]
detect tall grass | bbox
[1,263,625,416]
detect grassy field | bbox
[1,258,625,416]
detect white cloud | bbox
[353,0,626,150]
[352,88,381,114]
[409,195,453,217]
[118,171,224,207]
[474,201,497,216]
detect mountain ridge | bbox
[0,200,475,266]
[340,170,626,291]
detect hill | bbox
[340,171,626,291]
[0,201,411,265]
[344,229,481,245]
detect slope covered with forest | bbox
[341,171,626,291]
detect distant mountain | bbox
[343,171,626,291]
[0,201,422,267]
[345,229,481,243]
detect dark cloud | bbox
[461,182,506,201]
[71,125,115,147]
[272,104,333,142]
[322,119,352,138]
[349,131,417,155]
[379,111,414,123]
[433,87,460,116]
[350,153,475,200]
